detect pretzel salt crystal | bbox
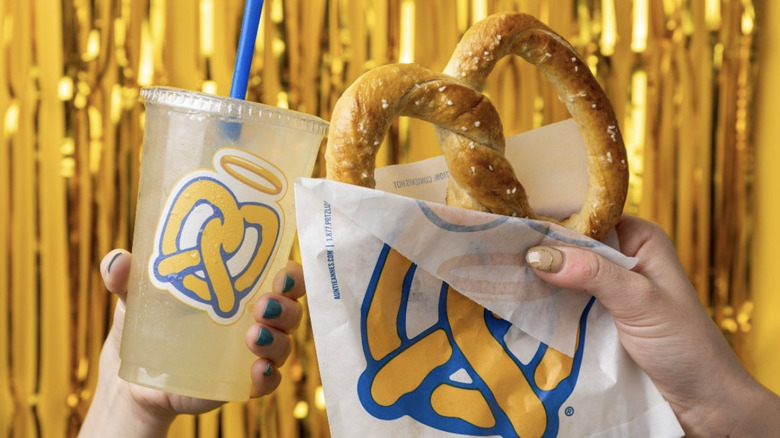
[440,13,628,240]
[326,64,507,190]
[325,13,628,241]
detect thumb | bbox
[100,249,132,345]
[100,249,131,303]
[525,245,656,323]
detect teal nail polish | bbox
[283,274,295,292]
[263,363,273,377]
[106,252,123,274]
[263,299,282,319]
[255,327,273,346]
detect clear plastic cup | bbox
[119,87,328,401]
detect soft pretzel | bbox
[326,64,507,190]
[325,13,628,241]
[440,12,628,240]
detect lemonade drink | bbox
[119,87,327,401]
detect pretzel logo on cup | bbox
[149,147,286,324]
[326,12,629,437]
[359,245,592,437]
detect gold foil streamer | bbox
[0,0,766,437]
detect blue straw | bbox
[223,0,264,141]
[230,0,264,100]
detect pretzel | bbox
[326,64,506,191]
[325,12,628,241]
[441,13,628,239]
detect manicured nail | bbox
[263,363,274,377]
[263,299,282,319]
[255,327,273,346]
[283,274,295,293]
[526,246,563,272]
[106,252,123,274]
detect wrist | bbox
[680,370,780,437]
[727,377,780,437]
[80,367,175,437]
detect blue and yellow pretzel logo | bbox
[359,245,591,437]
[149,148,286,324]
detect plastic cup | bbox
[119,87,328,401]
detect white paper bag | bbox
[295,120,684,437]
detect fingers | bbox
[614,216,692,291]
[525,245,658,323]
[271,260,305,299]
[246,321,293,363]
[247,261,306,397]
[613,215,661,258]
[245,294,302,366]
[100,249,132,301]
[99,249,133,348]
[246,313,288,397]
[252,293,304,333]
[249,358,282,398]
[615,216,680,273]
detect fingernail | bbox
[283,274,295,293]
[106,252,123,274]
[263,363,274,377]
[255,327,274,346]
[526,246,563,272]
[263,299,282,319]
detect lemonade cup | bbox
[119,86,328,401]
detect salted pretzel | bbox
[326,64,506,193]
[325,12,628,241]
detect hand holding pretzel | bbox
[323,13,780,438]
[325,12,628,241]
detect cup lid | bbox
[140,86,329,137]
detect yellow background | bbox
[0,0,777,437]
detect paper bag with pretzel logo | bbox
[295,120,684,438]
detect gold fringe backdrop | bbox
[0,0,765,437]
